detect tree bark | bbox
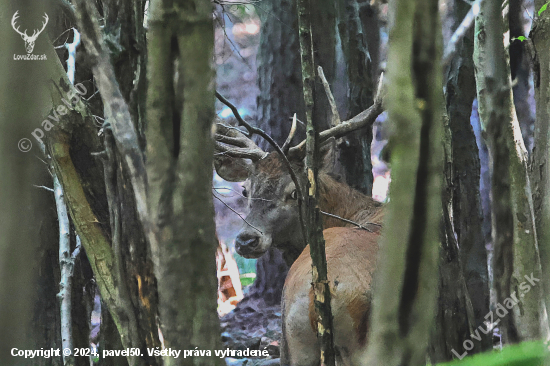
[509,0,535,152]
[146,0,222,364]
[474,0,549,343]
[297,0,336,364]
[337,0,375,195]
[531,0,550,319]
[444,0,491,353]
[256,0,306,151]
[359,0,443,364]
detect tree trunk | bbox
[256,0,306,151]
[531,0,550,319]
[474,0,549,343]
[337,0,375,195]
[298,0,336,364]
[509,0,535,152]
[429,110,484,362]
[444,0,491,353]
[359,0,443,364]
[146,0,222,364]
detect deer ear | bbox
[320,137,338,171]
[214,156,252,182]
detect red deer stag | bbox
[214,118,384,366]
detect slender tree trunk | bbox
[444,0,491,353]
[256,0,305,151]
[531,0,550,319]
[337,0,375,195]
[147,1,222,364]
[474,0,549,343]
[509,0,535,151]
[359,0,443,364]
[297,0,336,364]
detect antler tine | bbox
[30,13,48,39]
[318,66,341,127]
[39,13,49,33]
[288,73,386,156]
[215,122,267,161]
[11,11,27,37]
[281,113,297,154]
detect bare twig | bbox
[442,0,483,67]
[318,66,341,126]
[213,187,272,202]
[33,185,54,192]
[72,236,82,258]
[288,115,307,127]
[54,173,75,366]
[213,194,263,234]
[320,211,381,232]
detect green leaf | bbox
[538,2,549,16]
[516,36,527,42]
[435,341,549,366]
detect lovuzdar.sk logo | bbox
[11,10,48,60]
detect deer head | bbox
[215,121,352,264]
[214,84,384,263]
[12,11,49,53]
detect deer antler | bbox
[11,11,27,38]
[30,13,49,40]
[281,113,297,154]
[214,122,267,161]
[11,11,48,40]
[288,72,385,155]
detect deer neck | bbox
[317,173,384,229]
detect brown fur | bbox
[318,172,385,229]
[283,227,379,366]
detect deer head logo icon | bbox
[11,11,49,54]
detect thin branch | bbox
[213,187,272,202]
[54,172,75,366]
[442,0,483,67]
[72,235,82,258]
[318,66,341,126]
[33,185,55,192]
[288,115,307,127]
[213,194,263,234]
[320,211,380,232]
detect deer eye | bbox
[242,187,248,198]
[290,189,298,200]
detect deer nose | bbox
[235,233,260,253]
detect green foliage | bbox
[234,253,256,275]
[513,36,528,42]
[539,2,549,16]
[240,274,256,287]
[227,4,258,21]
[435,341,548,366]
